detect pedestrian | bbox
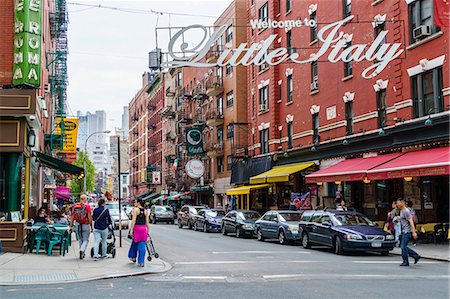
[407,200,418,246]
[337,200,348,211]
[34,207,51,224]
[53,210,69,225]
[396,198,421,266]
[128,198,150,267]
[69,194,93,260]
[92,198,112,260]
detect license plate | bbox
[291,230,298,234]
[371,242,382,248]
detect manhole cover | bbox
[14,273,77,282]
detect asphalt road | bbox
[2,223,449,299]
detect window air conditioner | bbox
[413,25,431,39]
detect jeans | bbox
[128,241,146,265]
[93,228,108,258]
[400,232,420,264]
[76,224,90,253]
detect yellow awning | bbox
[249,162,314,184]
[226,184,270,196]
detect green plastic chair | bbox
[52,224,71,254]
[32,226,50,254]
[47,227,63,256]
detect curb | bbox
[390,252,450,263]
[0,259,172,286]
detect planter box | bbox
[0,220,27,253]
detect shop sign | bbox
[185,159,204,179]
[55,118,79,153]
[152,171,161,184]
[186,127,204,156]
[162,15,403,79]
[13,0,42,87]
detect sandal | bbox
[130,258,136,263]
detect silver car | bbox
[109,209,129,229]
[150,205,175,224]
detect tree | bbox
[70,151,96,194]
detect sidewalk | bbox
[391,243,450,262]
[0,233,171,285]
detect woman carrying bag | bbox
[128,198,150,267]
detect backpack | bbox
[73,203,89,224]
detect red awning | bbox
[305,153,403,183]
[367,147,450,180]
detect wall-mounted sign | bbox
[13,0,42,87]
[162,15,403,79]
[152,171,161,184]
[55,118,79,153]
[185,159,204,179]
[326,106,336,120]
[186,127,204,156]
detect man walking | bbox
[396,198,421,266]
[70,194,93,259]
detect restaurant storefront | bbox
[226,184,270,213]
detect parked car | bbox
[221,210,260,238]
[299,210,396,255]
[177,205,205,229]
[193,209,226,232]
[255,210,302,244]
[109,209,129,229]
[123,205,134,219]
[150,205,175,224]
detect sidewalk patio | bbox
[0,233,171,285]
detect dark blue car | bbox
[255,210,302,244]
[299,210,396,255]
[193,209,226,233]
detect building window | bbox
[216,67,223,78]
[312,113,320,144]
[259,85,269,111]
[409,0,440,44]
[310,12,317,42]
[227,124,234,139]
[260,128,269,154]
[278,83,282,101]
[343,0,351,18]
[226,91,234,107]
[286,30,293,54]
[374,23,386,58]
[344,43,353,77]
[217,97,223,115]
[226,64,233,76]
[217,157,224,173]
[287,122,293,149]
[376,89,387,128]
[287,75,293,103]
[286,0,291,12]
[176,72,182,87]
[225,25,233,43]
[259,2,268,22]
[259,62,269,72]
[411,67,443,118]
[311,61,318,91]
[217,127,224,144]
[277,0,281,14]
[345,101,354,135]
[227,155,234,170]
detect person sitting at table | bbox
[34,208,51,224]
[53,210,69,225]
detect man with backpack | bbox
[69,194,93,259]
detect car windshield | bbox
[105,203,119,210]
[190,208,199,215]
[332,213,373,226]
[239,212,260,220]
[206,210,225,217]
[279,213,301,222]
[156,207,171,212]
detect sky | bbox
[67,0,232,133]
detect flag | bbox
[434,0,450,28]
[172,158,178,171]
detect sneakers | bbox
[79,251,85,260]
[414,256,421,264]
[130,258,136,263]
[399,263,409,266]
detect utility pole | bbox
[117,135,122,247]
[83,130,110,193]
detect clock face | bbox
[187,129,202,145]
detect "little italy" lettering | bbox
[162,16,404,79]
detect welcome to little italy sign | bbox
[161,15,404,79]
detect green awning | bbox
[34,151,84,175]
[151,195,167,204]
[191,186,212,192]
[141,192,159,201]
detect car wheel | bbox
[257,228,264,241]
[302,232,311,249]
[278,230,287,245]
[171,220,175,225]
[381,250,389,256]
[178,219,183,228]
[236,227,241,238]
[203,224,208,233]
[221,225,227,235]
[335,237,344,255]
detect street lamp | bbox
[83,130,111,193]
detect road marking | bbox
[212,251,310,254]
[352,261,440,264]
[175,260,323,265]
[7,287,64,292]
[183,276,227,280]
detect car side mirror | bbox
[322,221,332,227]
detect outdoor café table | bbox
[26,225,70,255]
